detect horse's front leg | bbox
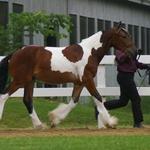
[49,84,83,128]
[85,78,118,128]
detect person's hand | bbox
[146,65,150,71]
[137,49,143,55]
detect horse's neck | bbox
[96,44,111,64]
[96,48,105,64]
[80,32,102,49]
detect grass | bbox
[0,97,150,150]
[0,97,97,128]
[0,136,150,150]
[0,96,150,128]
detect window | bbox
[105,20,111,30]
[88,17,95,36]
[0,2,8,27]
[105,20,111,55]
[147,28,150,54]
[113,22,118,27]
[13,3,23,13]
[134,25,139,48]
[128,24,133,40]
[70,14,77,44]
[97,19,104,31]
[141,27,146,54]
[12,3,24,45]
[46,36,57,46]
[80,16,87,41]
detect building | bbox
[0,0,150,52]
[0,0,150,86]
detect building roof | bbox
[128,0,150,6]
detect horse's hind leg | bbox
[0,93,9,120]
[0,81,21,120]
[23,81,43,129]
[49,84,83,127]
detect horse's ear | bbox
[117,21,122,29]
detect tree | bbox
[0,11,72,55]
[0,26,11,55]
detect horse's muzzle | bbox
[126,48,137,59]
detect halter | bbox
[117,27,129,37]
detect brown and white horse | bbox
[0,24,136,129]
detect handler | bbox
[100,49,150,128]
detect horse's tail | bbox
[0,54,13,94]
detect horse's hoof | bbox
[98,126,106,129]
[48,112,59,128]
[105,124,117,129]
[106,116,118,129]
[51,123,56,128]
[34,123,46,130]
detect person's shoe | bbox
[133,122,144,128]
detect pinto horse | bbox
[0,24,136,129]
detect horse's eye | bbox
[122,35,127,38]
[119,34,126,38]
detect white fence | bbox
[1,55,150,97]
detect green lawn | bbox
[0,97,150,150]
[0,96,150,129]
[0,136,150,150]
[0,97,97,128]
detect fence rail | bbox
[0,55,150,97]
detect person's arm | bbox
[136,60,150,70]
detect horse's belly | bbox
[51,61,78,77]
[35,69,79,84]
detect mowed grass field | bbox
[0,97,150,150]
[0,136,150,150]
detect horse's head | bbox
[100,22,137,57]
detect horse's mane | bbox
[80,31,102,49]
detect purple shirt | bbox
[115,50,148,73]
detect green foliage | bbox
[0,26,11,55]
[0,11,73,55]
[9,12,72,38]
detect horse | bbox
[0,23,137,129]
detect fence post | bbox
[97,65,106,88]
[94,65,106,122]
[96,65,106,102]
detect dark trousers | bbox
[104,72,143,124]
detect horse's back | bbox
[9,45,49,78]
[8,44,90,84]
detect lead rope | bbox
[137,69,150,91]
[135,49,148,91]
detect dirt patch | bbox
[0,126,150,137]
